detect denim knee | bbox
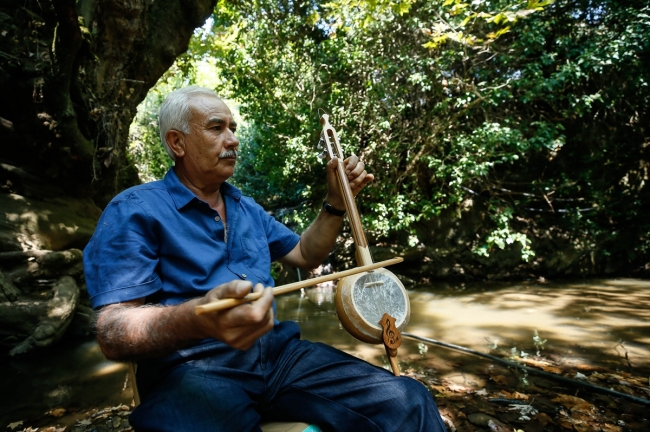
[391,376,446,431]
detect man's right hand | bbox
[95,280,275,361]
[194,280,275,350]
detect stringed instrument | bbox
[319,114,410,376]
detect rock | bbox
[0,269,21,301]
[467,413,509,430]
[0,192,101,253]
[0,189,101,354]
[1,275,80,355]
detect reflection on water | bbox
[280,278,650,372]
[2,278,649,428]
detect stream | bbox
[1,278,649,428]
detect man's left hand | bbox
[325,154,374,209]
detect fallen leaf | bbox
[533,412,554,426]
[7,421,23,431]
[552,394,594,413]
[496,390,513,398]
[572,420,592,432]
[447,383,469,392]
[511,391,529,400]
[541,364,562,374]
[76,419,92,426]
[46,407,66,417]
[556,417,574,429]
[599,424,622,432]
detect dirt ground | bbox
[405,349,650,432]
[7,346,649,432]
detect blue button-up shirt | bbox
[83,169,300,309]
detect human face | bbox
[174,95,239,190]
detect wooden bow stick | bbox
[194,257,403,315]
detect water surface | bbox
[2,278,649,428]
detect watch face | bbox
[352,272,409,329]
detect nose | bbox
[224,128,239,148]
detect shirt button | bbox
[242,274,247,279]
[214,216,221,222]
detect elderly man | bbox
[84,86,446,431]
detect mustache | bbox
[219,149,239,159]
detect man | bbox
[84,86,446,431]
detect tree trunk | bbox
[0,0,216,354]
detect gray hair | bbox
[158,86,222,161]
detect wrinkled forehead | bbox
[187,94,233,124]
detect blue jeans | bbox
[130,322,447,432]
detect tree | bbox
[185,0,649,277]
[0,0,215,354]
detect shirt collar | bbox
[163,168,242,210]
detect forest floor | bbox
[404,346,650,432]
[7,345,649,432]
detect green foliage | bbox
[131,0,650,269]
[128,90,172,183]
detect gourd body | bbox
[335,268,410,344]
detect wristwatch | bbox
[322,201,346,217]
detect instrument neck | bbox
[335,158,373,266]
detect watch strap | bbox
[322,201,346,217]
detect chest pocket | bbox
[240,235,272,281]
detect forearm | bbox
[294,208,344,269]
[95,299,204,361]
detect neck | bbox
[174,166,224,208]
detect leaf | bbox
[511,391,529,400]
[552,394,594,413]
[533,412,554,426]
[460,14,475,27]
[447,383,470,392]
[492,13,508,24]
[7,421,23,431]
[46,408,66,417]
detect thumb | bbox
[326,157,343,202]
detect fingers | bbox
[342,154,374,194]
[206,280,253,302]
[224,285,274,349]
[198,282,275,350]
[326,157,342,195]
[325,154,374,201]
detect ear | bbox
[166,130,186,159]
